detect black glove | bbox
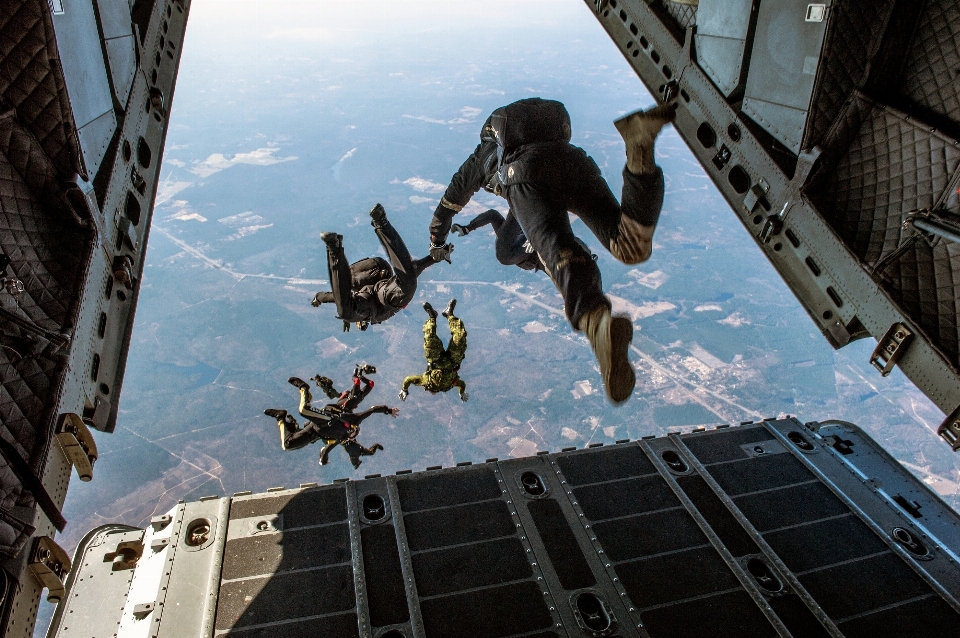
[430,243,454,264]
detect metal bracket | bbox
[56,413,98,482]
[82,394,111,431]
[133,602,155,618]
[105,540,144,571]
[937,404,960,452]
[743,178,770,214]
[28,536,71,603]
[869,322,914,376]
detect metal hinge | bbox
[869,322,913,376]
[56,413,98,482]
[28,536,71,603]
[938,405,960,452]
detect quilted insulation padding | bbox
[660,1,697,31]
[812,100,960,267]
[0,0,84,180]
[898,0,960,130]
[0,110,73,224]
[878,240,960,368]
[802,0,895,151]
[0,152,91,333]
[808,95,960,371]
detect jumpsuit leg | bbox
[505,179,610,329]
[343,440,370,468]
[412,255,436,278]
[297,386,332,423]
[563,149,664,256]
[494,210,533,267]
[340,377,373,412]
[373,219,419,306]
[326,241,360,320]
[283,422,323,451]
[341,407,387,468]
[467,209,506,232]
[446,316,468,366]
[423,317,445,363]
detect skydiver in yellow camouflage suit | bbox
[399,299,468,402]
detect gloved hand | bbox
[451,223,469,237]
[357,321,369,331]
[522,240,536,254]
[430,243,454,264]
[398,390,407,401]
[311,293,324,307]
[461,391,469,402]
[357,364,377,375]
[342,321,350,332]
[388,407,400,418]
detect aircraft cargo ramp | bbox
[47,420,960,638]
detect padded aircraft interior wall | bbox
[588,0,960,445]
[0,0,189,635]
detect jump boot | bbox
[611,103,676,264]
[577,306,635,405]
[423,302,438,319]
[264,409,295,450]
[318,442,336,466]
[288,376,314,406]
[369,203,388,229]
[312,375,338,399]
[320,232,342,249]
[442,298,457,318]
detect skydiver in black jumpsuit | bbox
[312,204,453,330]
[428,97,674,404]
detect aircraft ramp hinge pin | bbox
[868,322,913,377]
[937,404,960,452]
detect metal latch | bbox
[150,537,170,551]
[82,394,111,431]
[743,178,770,214]
[28,536,71,603]
[938,404,960,452]
[56,413,98,482]
[660,80,679,103]
[151,514,172,530]
[130,167,146,194]
[759,201,792,244]
[869,322,913,376]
